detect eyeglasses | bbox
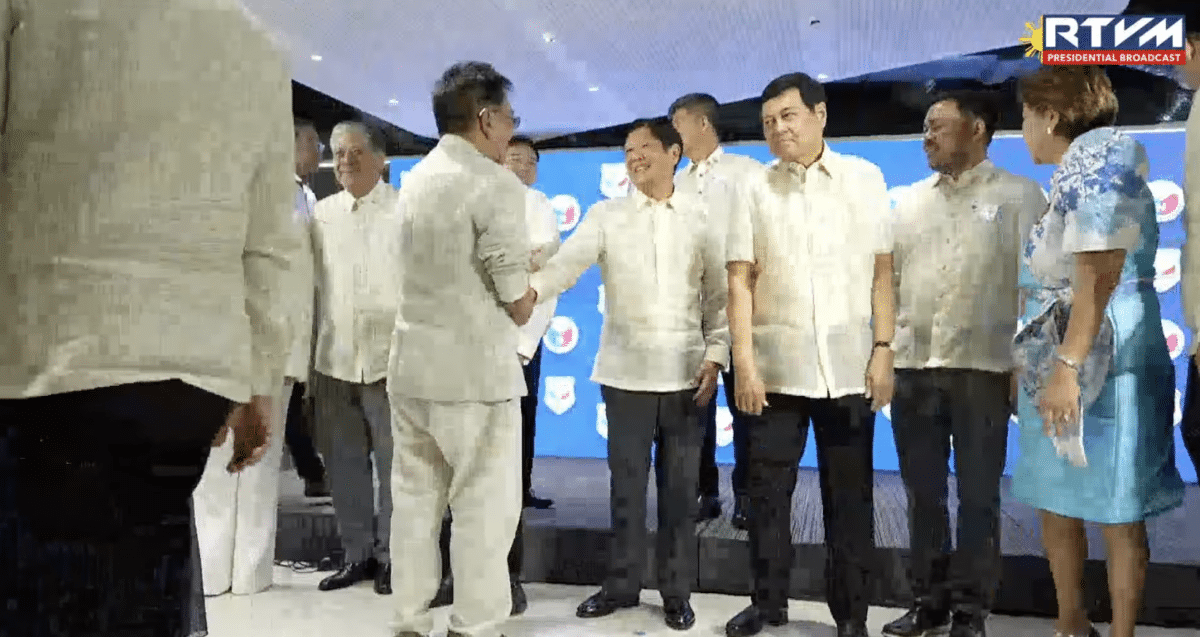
[479,107,520,130]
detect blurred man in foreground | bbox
[0,2,298,635]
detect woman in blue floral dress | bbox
[1012,66,1184,637]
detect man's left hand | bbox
[693,360,721,407]
[864,347,895,412]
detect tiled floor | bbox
[205,567,1199,637]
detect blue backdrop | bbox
[389,129,1193,481]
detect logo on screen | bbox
[543,376,576,415]
[596,402,608,439]
[1153,248,1181,293]
[597,284,605,315]
[1019,15,1187,65]
[715,406,734,447]
[542,316,580,355]
[1148,180,1184,223]
[600,163,631,199]
[1175,388,1183,427]
[1162,318,1186,360]
[551,195,581,233]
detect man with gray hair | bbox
[310,120,400,595]
[388,60,535,637]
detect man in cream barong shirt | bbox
[669,92,764,527]
[195,117,327,598]
[0,2,297,635]
[882,92,1045,637]
[531,119,728,632]
[724,73,895,637]
[430,134,560,616]
[387,61,536,637]
[309,121,400,595]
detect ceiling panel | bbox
[245,0,1130,138]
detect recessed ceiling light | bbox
[588,86,599,92]
[542,32,555,43]
[310,54,322,61]
[388,98,399,106]
[817,73,829,80]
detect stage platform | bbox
[274,456,1200,628]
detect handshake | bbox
[506,246,547,327]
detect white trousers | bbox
[389,396,522,637]
[194,379,292,596]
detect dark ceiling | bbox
[294,0,1194,157]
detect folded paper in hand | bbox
[1012,298,1114,468]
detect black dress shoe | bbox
[429,576,453,608]
[948,610,986,637]
[374,562,392,595]
[304,477,331,498]
[510,577,527,616]
[837,621,870,637]
[882,604,949,636]
[663,599,696,631]
[524,492,553,509]
[731,495,750,530]
[725,605,788,637]
[318,559,377,592]
[696,494,721,521]
[576,590,638,618]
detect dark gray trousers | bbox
[891,368,1011,613]
[310,372,393,563]
[601,385,702,602]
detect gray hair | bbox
[330,121,385,155]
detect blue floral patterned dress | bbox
[1012,127,1184,524]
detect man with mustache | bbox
[882,91,1045,637]
[309,121,400,595]
[724,72,894,637]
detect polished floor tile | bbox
[204,567,1199,637]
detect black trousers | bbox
[521,346,543,497]
[0,380,229,637]
[891,369,1010,613]
[1181,357,1200,478]
[602,385,702,601]
[746,393,876,624]
[438,346,543,580]
[284,381,326,483]
[698,365,750,498]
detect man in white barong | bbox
[194,117,322,596]
[388,61,536,637]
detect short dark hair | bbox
[1018,65,1117,141]
[294,117,316,138]
[508,134,539,161]
[760,73,826,110]
[668,93,721,132]
[431,61,514,136]
[626,118,683,170]
[932,90,1001,145]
